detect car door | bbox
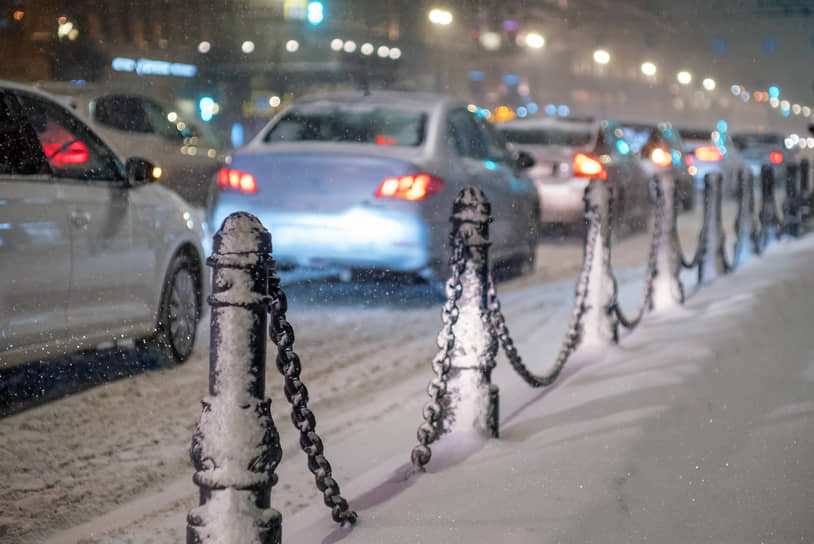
[14,91,149,346]
[445,108,513,259]
[0,90,73,366]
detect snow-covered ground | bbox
[3,200,813,543]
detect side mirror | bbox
[126,157,160,186]
[516,150,536,170]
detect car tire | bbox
[138,252,201,366]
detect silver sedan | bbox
[0,81,207,369]
[212,91,541,285]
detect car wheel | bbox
[139,253,201,366]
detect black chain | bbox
[410,233,466,470]
[486,207,599,388]
[266,265,357,526]
[611,178,664,329]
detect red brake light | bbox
[770,151,783,164]
[685,155,695,166]
[694,145,723,162]
[650,147,672,167]
[375,174,444,200]
[573,153,607,180]
[218,167,257,193]
[375,135,396,145]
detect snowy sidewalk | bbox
[285,237,814,544]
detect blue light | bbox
[768,86,780,98]
[199,96,215,122]
[231,123,245,147]
[782,108,791,117]
[502,74,519,85]
[477,108,491,119]
[544,104,556,116]
[671,149,682,164]
[517,106,528,118]
[616,140,630,155]
[484,160,498,170]
[526,102,538,114]
[468,70,484,82]
[557,104,570,116]
[716,120,728,133]
[662,129,673,138]
[307,1,324,25]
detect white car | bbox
[0,81,207,368]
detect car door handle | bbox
[70,210,91,228]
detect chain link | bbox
[266,265,357,526]
[486,206,599,388]
[611,178,664,329]
[410,233,467,469]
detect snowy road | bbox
[4,198,807,544]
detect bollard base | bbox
[187,489,282,544]
[443,367,500,439]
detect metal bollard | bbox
[783,162,801,237]
[441,188,500,439]
[800,158,811,220]
[651,173,684,309]
[581,177,618,343]
[188,213,282,544]
[734,169,757,265]
[758,164,781,248]
[698,172,727,282]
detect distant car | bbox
[499,117,652,231]
[731,132,794,181]
[679,128,748,196]
[36,83,225,216]
[0,81,206,368]
[617,121,696,209]
[212,91,541,285]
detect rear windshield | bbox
[500,128,592,147]
[264,106,426,146]
[732,133,783,148]
[679,129,712,141]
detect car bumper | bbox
[213,205,430,273]
[537,178,589,224]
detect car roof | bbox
[292,90,462,114]
[498,116,600,132]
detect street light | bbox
[702,78,716,91]
[593,49,610,64]
[677,71,692,85]
[525,32,544,49]
[640,61,656,76]
[428,8,453,25]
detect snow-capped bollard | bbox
[758,164,781,248]
[782,162,801,237]
[188,212,282,544]
[697,172,727,282]
[651,173,684,309]
[441,188,499,439]
[801,159,812,220]
[581,177,618,343]
[734,169,757,265]
[411,187,498,470]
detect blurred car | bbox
[617,121,696,209]
[212,91,541,285]
[730,132,791,181]
[36,82,225,216]
[0,81,206,368]
[679,128,748,195]
[499,116,653,231]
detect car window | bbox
[447,108,489,159]
[141,98,185,141]
[477,117,514,163]
[15,92,123,181]
[0,91,48,176]
[93,95,153,134]
[265,105,426,146]
[501,127,593,147]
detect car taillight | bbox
[573,153,607,180]
[650,147,672,167]
[43,141,89,165]
[694,145,723,162]
[375,174,444,201]
[218,167,257,193]
[770,151,783,164]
